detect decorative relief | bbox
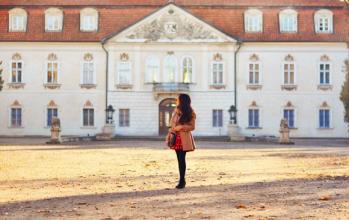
[249,54,259,61]
[125,10,220,42]
[317,84,333,91]
[285,101,293,108]
[320,55,330,62]
[48,100,57,107]
[11,100,21,107]
[84,100,93,107]
[250,101,258,107]
[48,53,58,61]
[8,83,25,89]
[84,53,93,61]
[120,53,129,61]
[213,53,223,61]
[284,54,294,61]
[281,84,297,91]
[44,83,61,89]
[320,101,329,108]
[246,84,262,90]
[12,53,22,60]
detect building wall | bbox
[237,42,349,138]
[0,43,106,136]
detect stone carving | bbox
[284,54,294,61]
[48,117,61,144]
[213,53,223,61]
[279,118,292,144]
[120,53,129,61]
[84,53,93,61]
[125,10,220,42]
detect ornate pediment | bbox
[108,4,236,43]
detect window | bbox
[248,109,259,128]
[46,53,59,84]
[11,53,22,83]
[212,62,224,85]
[164,55,178,82]
[319,109,330,128]
[9,8,27,32]
[182,57,193,83]
[279,9,298,33]
[81,53,95,85]
[212,109,223,127]
[244,9,263,32]
[117,62,132,85]
[45,8,63,32]
[283,62,295,85]
[119,109,130,127]
[47,108,58,127]
[248,63,260,84]
[11,108,22,127]
[83,108,94,126]
[315,10,333,33]
[145,57,160,83]
[80,8,98,31]
[319,63,330,85]
[283,109,295,128]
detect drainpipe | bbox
[102,42,109,124]
[234,41,242,124]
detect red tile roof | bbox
[0,1,348,42]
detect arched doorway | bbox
[159,98,176,135]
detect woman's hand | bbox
[173,125,184,132]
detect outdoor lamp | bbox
[228,105,237,124]
[106,105,115,124]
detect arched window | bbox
[248,101,260,128]
[283,54,295,85]
[45,8,63,32]
[182,57,193,83]
[279,9,298,33]
[46,53,59,84]
[145,57,160,83]
[244,9,263,32]
[9,8,27,32]
[10,100,22,127]
[164,55,178,83]
[319,102,331,129]
[314,9,333,33]
[46,100,58,127]
[11,53,23,83]
[82,53,95,85]
[83,101,94,127]
[248,54,260,85]
[80,8,98,32]
[283,101,296,128]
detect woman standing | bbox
[166,94,196,189]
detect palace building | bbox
[0,0,348,137]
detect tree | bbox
[340,59,349,122]
[0,61,4,91]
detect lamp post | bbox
[228,105,237,124]
[105,105,115,124]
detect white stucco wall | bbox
[0,43,106,136]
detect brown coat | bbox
[168,110,196,152]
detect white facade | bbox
[0,4,348,138]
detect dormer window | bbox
[279,9,298,33]
[9,8,27,32]
[80,8,98,32]
[244,9,263,33]
[45,8,63,32]
[315,9,333,33]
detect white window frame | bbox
[9,106,23,128]
[9,8,27,32]
[283,108,296,128]
[318,108,332,129]
[315,9,333,34]
[244,9,263,33]
[45,8,63,32]
[318,62,331,85]
[181,56,194,83]
[45,60,60,84]
[211,61,224,86]
[80,8,98,32]
[279,9,298,33]
[82,107,95,127]
[145,57,160,83]
[212,109,223,128]
[247,61,261,85]
[119,109,130,127]
[163,55,178,83]
[81,60,96,85]
[282,61,296,85]
[10,59,23,83]
[248,108,261,128]
[116,61,132,85]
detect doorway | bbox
[159,98,176,135]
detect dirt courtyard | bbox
[0,139,349,220]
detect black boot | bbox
[176,179,186,189]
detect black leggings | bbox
[175,150,186,182]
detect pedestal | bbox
[228,123,245,141]
[47,129,61,144]
[96,124,115,141]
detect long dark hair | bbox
[177,94,193,124]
